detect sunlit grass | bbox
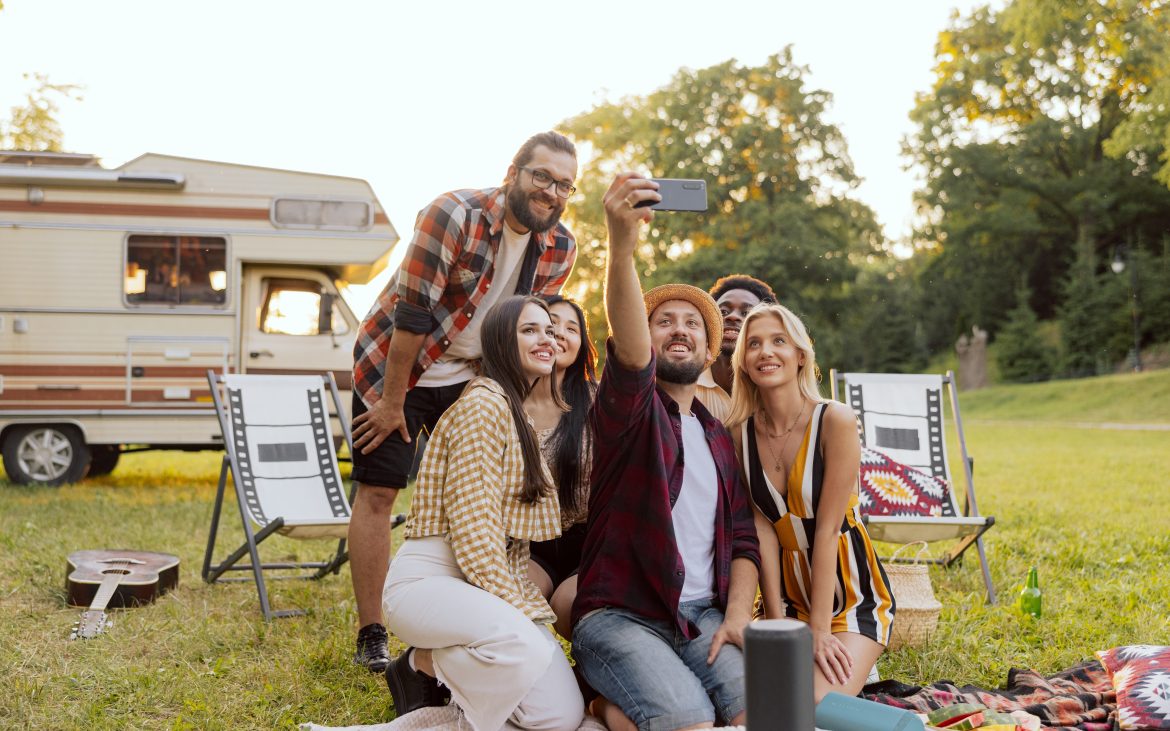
[2,373,1168,726]
[960,368,1170,424]
[0,451,415,729]
[881,422,1170,687]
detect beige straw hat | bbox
[642,284,723,360]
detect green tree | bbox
[905,0,1170,355]
[841,264,929,373]
[1057,238,1134,376]
[1057,251,1107,376]
[559,50,885,368]
[1102,8,1170,190]
[1136,237,1170,346]
[0,73,83,151]
[996,283,1052,382]
[1102,239,1168,371]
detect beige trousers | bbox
[384,537,584,731]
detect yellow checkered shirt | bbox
[404,378,562,623]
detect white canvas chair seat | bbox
[203,372,356,619]
[831,370,996,603]
[863,515,988,545]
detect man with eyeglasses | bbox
[348,131,579,686]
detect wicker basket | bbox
[883,541,942,651]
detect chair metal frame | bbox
[830,369,997,603]
[202,370,355,620]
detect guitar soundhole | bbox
[101,569,132,575]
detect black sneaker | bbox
[384,649,451,714]
[354,623,391,673]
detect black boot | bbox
[384,649,451,714]
[354,623,391,673]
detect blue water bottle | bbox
[815,692,925,731]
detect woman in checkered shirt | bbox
[381,295,585,730]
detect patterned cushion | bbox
[1096,645,1170,730]
[858,446,957,518]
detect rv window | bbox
[272,198,371,230]
[125,235,228,306]
[260,278,350,336]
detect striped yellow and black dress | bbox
[741,403,896,645]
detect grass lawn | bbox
[2,370,1168,728]
[959,366,1170,425]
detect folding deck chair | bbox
[830,370,997,603]
[203,371,398,619]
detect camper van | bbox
[0,151,399,485]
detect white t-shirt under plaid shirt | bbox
[403,377,562,623]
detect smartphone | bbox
[635,178,708,212]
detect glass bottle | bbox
[1019,566,1042,618]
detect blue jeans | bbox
[572,599,746,731]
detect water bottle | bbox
[815,692,925,731]
[1019,566,1042,618]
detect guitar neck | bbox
[72,569,128,639]
[89,571,126,613]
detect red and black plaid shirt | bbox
[572,340,761,639]
[353,187,576,407]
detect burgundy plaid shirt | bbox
[572,340,761,639]
[353,187,576,407]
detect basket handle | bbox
[890,540,931,563]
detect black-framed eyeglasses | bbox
[519,167,576,198]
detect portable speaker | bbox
[744,619,815,730]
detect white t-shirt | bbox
[673,412,718,602]
[416,223,531,387]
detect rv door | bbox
[241,268,358,394]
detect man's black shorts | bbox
[350,381,467,488]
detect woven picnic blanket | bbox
[863,659,1118,730]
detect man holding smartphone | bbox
[348,131,578,678]
[572,174,760,730]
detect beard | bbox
[506,184,564,234]
[657,354,705,385]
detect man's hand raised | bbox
[603,174,659,257]
[602,174,659,370]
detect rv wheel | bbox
[87,445,121,477]
[1,425,91,486]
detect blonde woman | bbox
[725,303,895,702]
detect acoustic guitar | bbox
[66,550,180,640]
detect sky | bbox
[1,0,985,313]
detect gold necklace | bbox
[760,400,807,473]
